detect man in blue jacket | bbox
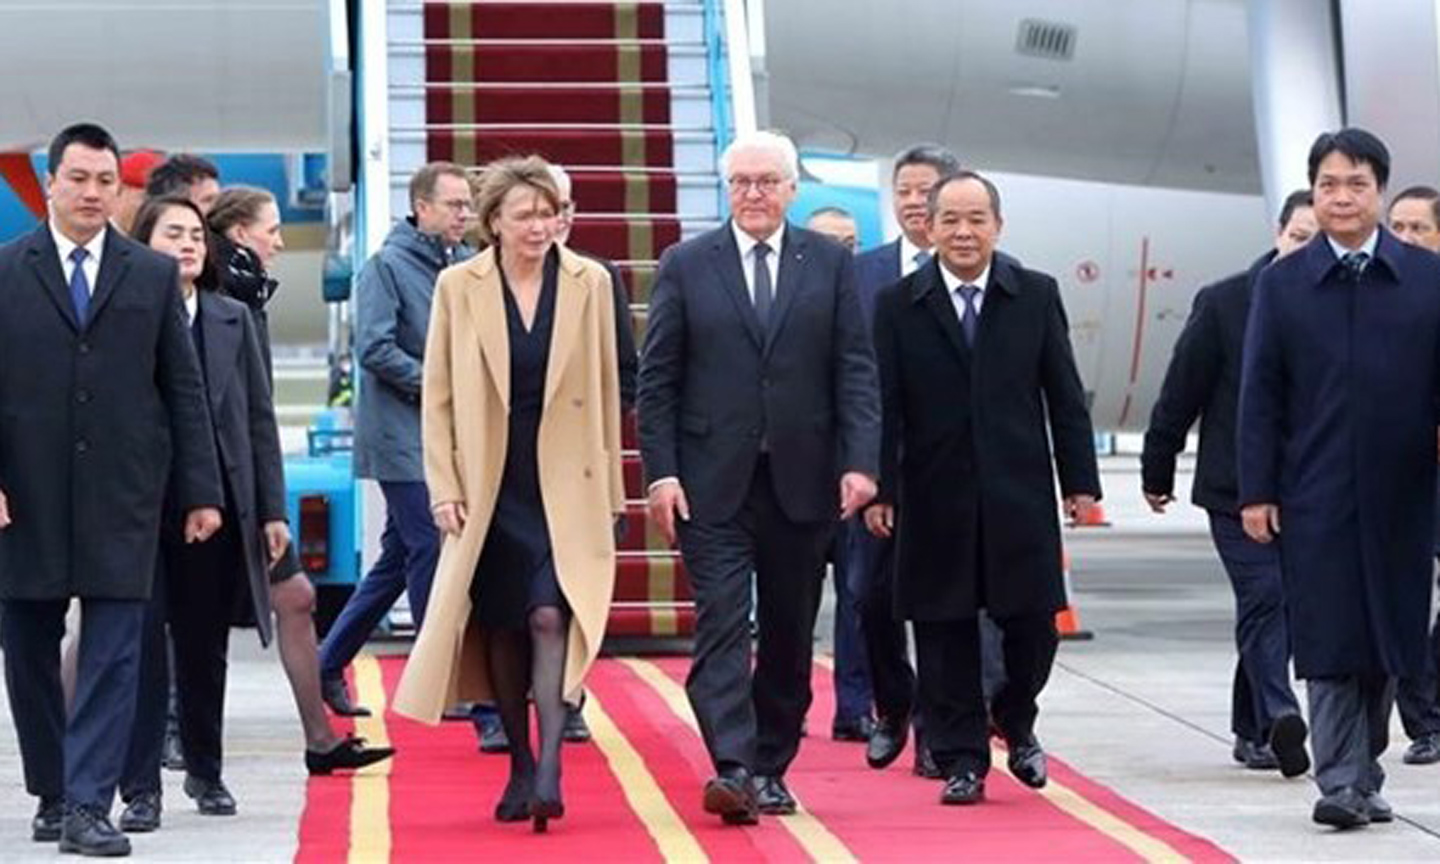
[319,162,475,716]
[1142,190,1315,774]
[1239,129,1440,828]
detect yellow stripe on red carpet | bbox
[348,654,392,863]
[620,659,858,862]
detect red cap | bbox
[120,149,165,189]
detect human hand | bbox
[185,507,223,543]
[433,501,468,537]
[1241,503,1280,543]
[864,503,894,539]
[264,520,292,565]
[0,488,10,530]
[646,481,690,546]
[839,472,877,520]
[1143,491,1174,514]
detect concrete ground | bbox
[2,457,1440,861]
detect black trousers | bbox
[123,526,243,790]
[914,612,1057,778]
[677,458,832,777]
[1395,573,1440,740]
[844,521,914,725]
[2,597,145,809]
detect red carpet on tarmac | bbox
[297,656,1232,862]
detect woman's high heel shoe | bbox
[529,797,564,833]
[494,775,534,823]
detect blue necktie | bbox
[1342,250,1370,279]
[753,242,773,327]
[958,284,980,346]
[914,249,932,270]
[69,247,91,324]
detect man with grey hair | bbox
[806,206,858,252]
[639,130,881,823]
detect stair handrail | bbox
[357,0,393,261]
[706,0,760,216]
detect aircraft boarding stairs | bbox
[381,0,734,640]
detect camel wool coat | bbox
[393,245,624,723]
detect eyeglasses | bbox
[434,198,475,214]
[728,175,785,195]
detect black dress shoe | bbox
[913,744,943,779]
[322,677,372,717]
[940,771,986,805]
[1312,787,1369,829]
[832,716,876,743]
[755,775,797,815]
[32,796,63,842]
[1403,732,1440,765]
[866,716,909,769]
[1231,737,1254,765]
[183,775,237,816]
[306,736,396,776]
[59,805,131,857]
[1007,739,1048,789]
[119,791,162,833]
[1244,742,1280,771]
[1268,713,1310,779]
[161,727,186,772]
[703,766,758,825]
[1363,792,1394,823]
[563,703,592,743]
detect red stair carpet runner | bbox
[419,1,688,637]
[295,656,1233,861]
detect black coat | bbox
[1239,231,1440,678]
[1142,251,1274,513]
[638,222,880,523]
[189,291,288,645]
[873,256,1101,621]
[0,226,221,600]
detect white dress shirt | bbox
[900,235,932,277]
[184,291,198,326]
[731,221,785,304]
[50,222,105,295]
[938,256,991,322]
[1326,229,1379,263]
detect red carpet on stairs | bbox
[425,1,666,40]
[295,656,1233,862]
[427,86,674,125]
[426,44,669,84]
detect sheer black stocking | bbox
[486,627,535,811]
[529,605,569,804]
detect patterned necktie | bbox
[753,242,773,327]
[1342,250,1370,279]
[69,247,91,324]
[958,284,980,346]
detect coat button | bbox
[75,439,89,454]
[75,390,91,404]
[583,468,593,479]
[77,341,91,354]
[572,398,584,408]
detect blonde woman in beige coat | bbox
[392,156,624,832]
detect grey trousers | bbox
[1306,675,1395,796]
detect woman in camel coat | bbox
[393,156,623,830]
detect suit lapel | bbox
[764,226,807,356]
[24,227,80,331]
[198,292,242,412]
[712,227,764,350]
[88,230,131,327]
[463,252,510,410]
[544,248,589,409]
[915,261,970,364]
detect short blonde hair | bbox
[472,155,561,247]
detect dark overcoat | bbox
[1239,230,1440,679]
[191,291,288,645]
[872,255,1101,621]
[0,225,221,600]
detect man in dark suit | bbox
[1385,186,1440,767]
[865,171,1100,806]
[1239,128,1440,828]
[638,130,880,824]
[0,123,222,856]
[1141,190,1315,775]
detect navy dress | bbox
[470,250,566,627]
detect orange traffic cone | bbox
[1055,548,1093,641]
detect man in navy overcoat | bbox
[1239,128,1440,829]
